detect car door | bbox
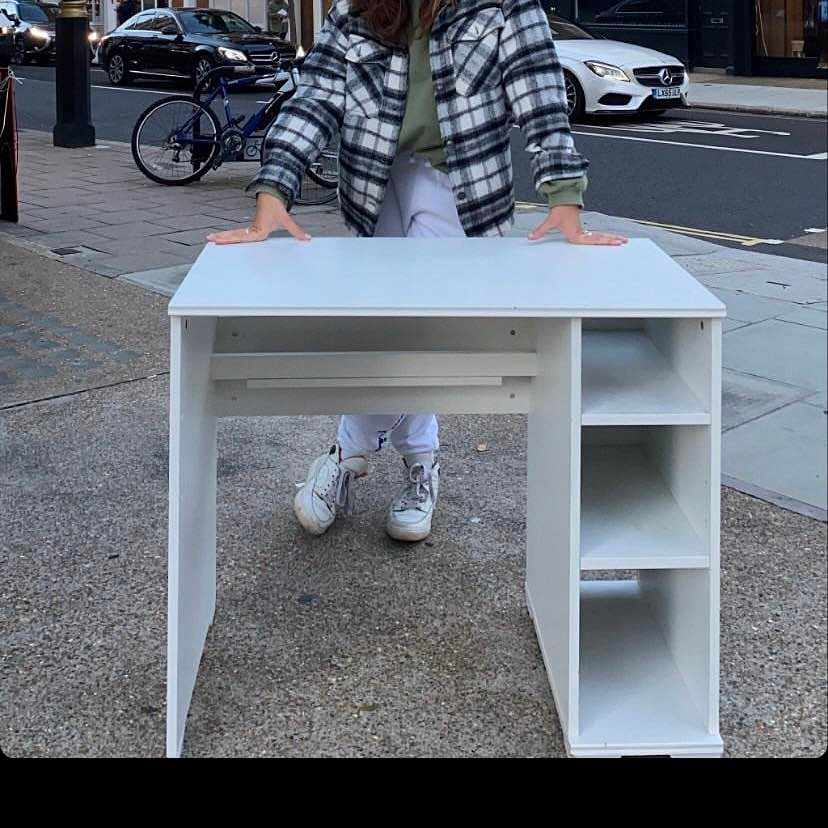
[116,11,153,72]
[142,11,182,76]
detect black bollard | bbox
[53,1,95,148]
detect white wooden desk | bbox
[167,236,726,758]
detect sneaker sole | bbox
[293,486,332,536]
[386,516,433,543]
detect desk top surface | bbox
[168,237,725,319]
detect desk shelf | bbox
[582,330,709,426]
[581,444,708,571]
[575,580,722,757]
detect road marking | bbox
[571,130,826,160]
[17,75,173,96]
[632,218,785,246]
[579,120,791,138]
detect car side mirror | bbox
[161,25,178,35]
[253,25,262,32]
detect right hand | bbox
[206,192,311,244]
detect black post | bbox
[53,0,95,148]
[1,22,19,222]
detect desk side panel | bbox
[167,316,217,758]
[526,318,581,744]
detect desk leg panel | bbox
[526,318,581,744]
[167,316,217,758]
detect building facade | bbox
[546,0,828,78]
[89,0,827,78]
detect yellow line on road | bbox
[513,204,784,247]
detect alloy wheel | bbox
[564,75,577,118]
[108,54,124,84]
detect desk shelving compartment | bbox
[526,317,723,758]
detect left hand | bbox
[528,205,628,246]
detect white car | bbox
[548,16,690,121]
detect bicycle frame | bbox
[171,65,299,155]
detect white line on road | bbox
[571,130,826,160]
[17,75,174,96]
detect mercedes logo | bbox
[659,68,672,85]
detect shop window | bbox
[755,1,828,61]
[576,0,687,26]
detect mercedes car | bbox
[548,15,690,121]
[98,6,294,88]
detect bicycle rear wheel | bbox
[132,96,221,186]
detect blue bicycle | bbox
[130,58,338,205]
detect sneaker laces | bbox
[395,464,432,512]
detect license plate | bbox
[653,87,681,99]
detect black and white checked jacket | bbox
[247,0,590,238]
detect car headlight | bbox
[29,26,50,41]
[88,31,100,43]
[584,61,630,82]
[218,47,248,63]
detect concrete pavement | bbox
[687,71,828,118]
[5,129,825,518]
[1,237,825,757]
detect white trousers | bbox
[337,153,466,458]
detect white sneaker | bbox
[386,454,440,542]
[293,444,369,536]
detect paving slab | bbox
[712,287,801,323]
[119,265,192,297]
[722,369,813,431]
[723,319,827,394]
[700,270,826,304]
[775,306,828,330]
[724,403,828,512]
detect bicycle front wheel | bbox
[132,96,221,186]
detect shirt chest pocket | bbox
[448,7,505,98]
[344,36,392,118]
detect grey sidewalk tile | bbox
[712,287,798,323]
[92,252,194,275]
[678,253,760,278]
[702,270,827,304]
[724,403,827,511]
[162,228,226,246]
[153,214,230,232]
[93,221,178,241]
[723,319,827,392]
[775,306,828,330]
[723,318,750,332]
[692,246,828,281]
[804,390,828,409]
[25,230,116,251]
[33,215,111,234]
[73,237,196,258]
[722,369,813,431]
[118,264,192,297]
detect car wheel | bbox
[192,55,214,90]
[107,52,130,85]
[564,71,585,123]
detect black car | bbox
[0,1,98,64]
[98,7,294,89]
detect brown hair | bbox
[351,0,458,48]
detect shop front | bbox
[546,0,828,77]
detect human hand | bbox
[528,205,628,246]
[206,192,311,244]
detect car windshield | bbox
[178,10,255,34]
[19,2,50,22]
[36,4,58,23]
[547,16,593,39]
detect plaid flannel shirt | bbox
[247,0,589,237]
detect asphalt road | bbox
[11,64,828,261]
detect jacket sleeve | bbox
[498,0,589,191]
[245,0,349,210]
